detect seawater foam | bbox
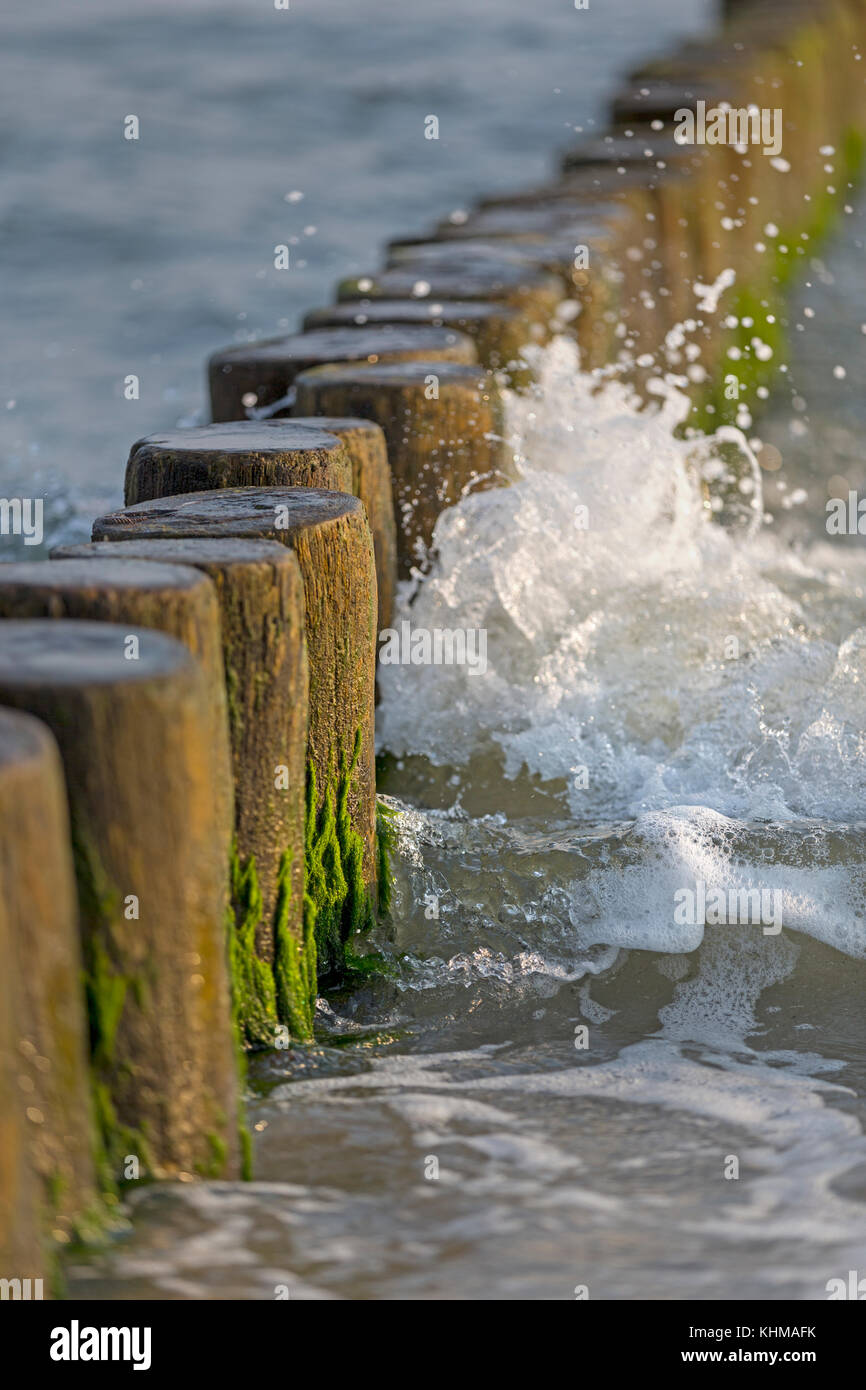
[377,335,866,964]
[568,807,866,959]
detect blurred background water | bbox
[0,0,714,531]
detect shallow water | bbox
[5,0,866,1301]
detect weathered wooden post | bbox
[51,539,311,1046]
[0,708,98,1267]
[293,360,511,577]
[336,263,563,326]
[381,239,596,330]
[287,417,397,631]
[0,559,234,857]
[91,488,378,985]
[424,192,639,370]
[0,620,242,1183]
[124,419,396,637]
[208,324,477,422]
[125,421,353,506]
[0,886,44,1293]
[392,206,617,245]
[302,299,541,382]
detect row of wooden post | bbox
[2,0,865,1294]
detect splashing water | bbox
[375,334,866,970]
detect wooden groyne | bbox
[2,0,865,1294]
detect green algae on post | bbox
[0,620,241,1183]
[51,537,310,1049]
[375,798,398,920]
[90,488,378,990]
[0,880,45,1292]
[273,847,316,1043]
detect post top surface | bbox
[210,323,471,368]
[93,486,363,542]
[0,619,191,686]
[304,299,518,328]
[53,537,295,568]
[294,359,490,389]
[0,557,210,592]
[129,420,343,457]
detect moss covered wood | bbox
[538,0,866,413]
[91,488,378,983]
[293,360,512,578]
[52,539,310,1046]
[0,620,241,1182]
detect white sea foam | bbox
[377,335,866,962]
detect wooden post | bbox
[302,298,542,382]
[124,419,396,639]
[0,620,241,1183]
[382,233,598,304]
[0,708,98,1265]
[293,360,511,577]
[609,79,730,127]
[91,488,378,986]
[288,417,397,632]
[413,202,623,246]
[209,324,477,423]
[125,422,353,506]
[378,203,635,371]
[0,885,44,1294]
[336,263,563,326]
[0,559,234,859]
[51,540,311,1047]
